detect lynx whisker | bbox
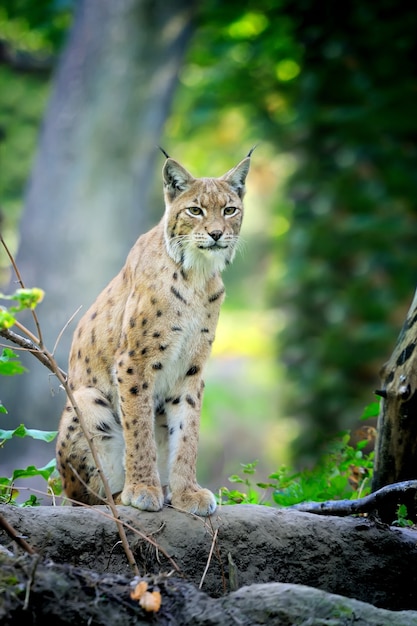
[233,236,247,256]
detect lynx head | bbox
[162,151,252,281]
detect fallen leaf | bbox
[140,590,162,612]
[130,580,148,601]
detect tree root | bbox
[290,479,417,522]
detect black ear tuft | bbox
[158,146,170,159]
[246,144,258,158]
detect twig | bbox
[167,503,226,586]
[206,514,227,593]
[52,305,82,356]
[106,540,123,570]
[199,527,218,590]
[68,461,109,504]
[0,513,36,555]
[23,553,41,610]
[48,353,140,576]
[13,319,40,346]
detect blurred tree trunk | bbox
[2,0,195,470]
[372,288,417,491]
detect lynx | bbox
[56,150,252,516]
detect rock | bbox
[1,502,417,623]
[1,552,416,625]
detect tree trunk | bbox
[2,0,195,473]
[372,287,417,491]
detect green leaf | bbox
[0,288,44,311]
[0,309,16,330]
[0,348,18,360]
[228,474,245,484]
[11,458,56,482]
[13,288,44,309]
[0,424,58,443]
[241,460,258,474]
[0,348,27,376]
[360,401,380,420]
[22,428,58,443]
[355,440,368,451]
[22,494,42,507]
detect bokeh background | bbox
[1,0,416,494]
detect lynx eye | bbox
[186,207,203,217]
[223,206,238,217]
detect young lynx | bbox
[56,150,252,516]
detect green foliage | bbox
[275,0,417,456]
[0,348,27,379]
[271,433,374,506]
[219,461,267,505]
[0,65,51,253]
[360,402,380,421]
[0,288,44,328]
[392,504,414,528]
[0,325,60,505]
[219,429,374,507]
[0,0,72,56]
[0,2,72,275]
[0,423,57,443]
[0,428,59,506]
[2,0,417,472]
[165,0,417,462]
[0,285,61,505]
[0,287,44,414]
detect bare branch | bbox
[0,327,67,379]
[52,305,82,356]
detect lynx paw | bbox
[171,487,217,516]
[121,483,164,512]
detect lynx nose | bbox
[208,230,223,241]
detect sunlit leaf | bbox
[0,309,16,330]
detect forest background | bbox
[1,0,416,495]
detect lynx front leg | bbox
[166,382,216,516]
[118,380,164,512]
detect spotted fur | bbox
[56,154,251,516]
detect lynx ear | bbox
[163,159,195,200]
[221,156,251,198]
